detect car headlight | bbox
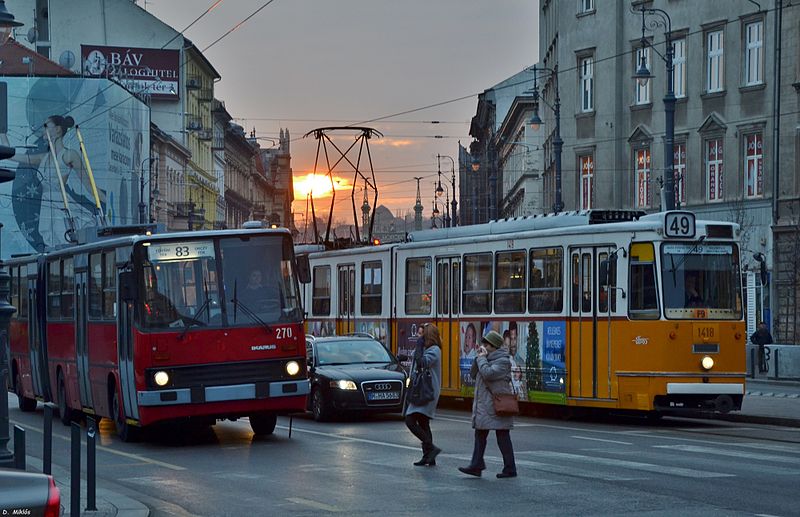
[154,370,170,387]
[330,380,357,390]
[701,355,714,371]
[285,360,300,376]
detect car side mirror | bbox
[119,271,137,302]
[296,255,311,284]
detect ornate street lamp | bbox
[438,154,457,226]
[529,65,563,213]
[633,5,676,210]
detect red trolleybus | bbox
[7,226,309,441]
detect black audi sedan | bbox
[305,335,409,421]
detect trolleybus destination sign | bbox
[147,240,215,262]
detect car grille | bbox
[145,359,304,389]
[361,380,403,406]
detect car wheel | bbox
[57,371,75,425]
[111,388,141,442]
[311,388,331,422]
[15,371,37,412]
[249,412,278,436]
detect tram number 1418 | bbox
[664,212,696,239]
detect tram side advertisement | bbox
[458,320,566,404]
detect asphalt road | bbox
[7,397,800,517]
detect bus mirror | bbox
[599,260,610,288]
[296,255,311,284]
[119,271,138,302]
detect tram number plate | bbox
[693,323,719,342]
[368,391,400,401]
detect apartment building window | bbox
[744,132,764,197]
[672,39,686,98]
[674,143,686,206]
[579,154,594,209]
[635,148,652,208]
[706,138,724,201]
[635,47,651,104]
[745,21,764,86]
[579,0,594,13]
[580,56,594,112]
[707,29,724,93]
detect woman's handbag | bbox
[408,361,435,405]
[487,380,520,417]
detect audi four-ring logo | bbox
[373,383,392,390]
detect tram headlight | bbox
[330,380,357,390]
[154,370,170,387]
[285,361,300,376]
[701,356,715,371]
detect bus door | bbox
[27,264,48,399]
[568,246,616,400]
[337,264,355,335]
[435,257,460,390]
[74,268,93,410]
[117,266,139,423]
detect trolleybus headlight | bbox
[701,356,715,371]
[285,361,300,376]
[330,380,357,390]
[154,371,170,387]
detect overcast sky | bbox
[144,0,539,223]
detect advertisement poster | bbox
[0,77,149,258]
[397,320,427,371]
[82,45,180,100]
[459,320,527,400]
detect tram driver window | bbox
[628,243,659,319]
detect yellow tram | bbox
[298,210,746,415]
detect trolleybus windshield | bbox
[661,242,741,319]
[140,235,302,330]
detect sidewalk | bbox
[23,456,149,517]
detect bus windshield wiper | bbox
[231,295,273,334]
[178,298,212,340]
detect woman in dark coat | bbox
[404,323,443,466]
[458,330,517,478]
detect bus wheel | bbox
[249,412,277,436]
[111,389,141,443]
[57,372,75,425]
[311,388,331,422]
[15,371,37,412]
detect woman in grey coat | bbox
[404,323,443,466]
[458,329,517,478]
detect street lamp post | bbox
[438,154,457,226]
[139,157,157,224]
[529,65,563,213]
[633,5,676,211]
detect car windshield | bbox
[661,242,742,319]
[316,340,394,365]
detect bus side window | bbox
[629,243,659,319]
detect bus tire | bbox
[57,371,76,425]
[111,388,141,442]
[311,388,331,422]
[15,370,37,412]
[249,412,277,436]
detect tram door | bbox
[27,265,49,399]
[435,257,460,390]
[568,246,617,400]
[337,265,355,335]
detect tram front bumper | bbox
[137,379,310,406]
[655,382,744,413]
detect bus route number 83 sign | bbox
[664,212,696,239]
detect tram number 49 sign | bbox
[664,212,696,239]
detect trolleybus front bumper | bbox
[137,379,310,406]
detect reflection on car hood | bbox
[315,363,406,382]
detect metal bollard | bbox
[86,417,97,511]
[43,403,53,475]
[772,349,780,380]
[70,422,81,517]
[13,425,25,470]
[749,348,755,378]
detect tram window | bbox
[629,242,659,319]
[9,267,18,313]
[452,261,461,314]
[61,257,74,319]
[103,253,116,319]
[529,247,563,313]
[598,251,617,312]
[312,266,331,316]
[463,253,492,314]
[405,258,432,315]
[47,260,61,319]
[89,254,103,319]
[495,251,526,313]
[361,261,382,315]
[437,261,450,315]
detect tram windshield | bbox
[661,242,741,319]
[140,235,302,330]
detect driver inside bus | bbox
[685,273,704,308]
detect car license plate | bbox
[367,391,400,401]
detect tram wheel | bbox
[311,388,331,422]
[249,412,278,436]
[111,388,141,442]
[15,371,37,412]
[57,371,76,425]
